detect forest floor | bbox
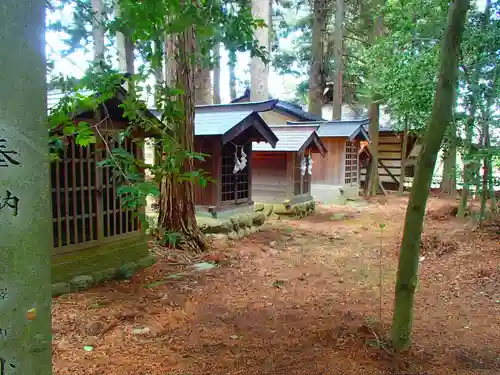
[52,195,500,375]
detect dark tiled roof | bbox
[253,125,325,154]
[150,106,279,147]
[231,88,325,121]
[287,119,371,141]
[196,99,278,113]
[274,101,325,121]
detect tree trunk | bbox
[332,0,344,120]
[367,0,384,197]
[91,0,105,65]
[440,124,457,195]
[164,22,177,86]
[116,1,135,93]
[250,0,271,101]
[368,103,381,197]
[158,25,206,253]
[457,98,476,218]
[0,1,52,373]
[484,40,497,214]
[398,119,409,196]
[487,155,496,214]
[308,0,327,116]
[228,49,237,101]
[213,43,222,104]
[153,38,164,104]
[479,123,489,226]
[391,0,469,351]
[194,65,213,105]
[116,1,134,75]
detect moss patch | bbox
[254,199,316,219]
[52,236,149,283]
[196,211,266,238]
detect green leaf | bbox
[75,133,96,147]
[62,125,76,136]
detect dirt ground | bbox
[52,195,500,375]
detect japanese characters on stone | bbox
[0,137,21,216]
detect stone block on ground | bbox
[272,203,294,215]
[52,282,71,297]
[116,262,138,280]
[254,203,264,212]
[237,213,253,228]
[92,268,117,284]
[237,228,246,239]
[227,231,239,240]
[263,204,274,216]
[70,275,94,291]
[229,216,239,229]
[137,254,158,269]
[197,217,233,234]
[251,212,266,226]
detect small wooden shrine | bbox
[185,100,279,218]
[252,125,326,205]
[284,120,370,202]
[47,86,157,283]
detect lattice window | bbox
[344,140,359,185]
[101,135,140,237]
[221,143,249,203]
[50,134,142,250]
[51,139,98,248]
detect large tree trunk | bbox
[228,49,238,101]
[194,65,213,105]
[158,25,206,252]
[308,0,327,116]
[116,1,135,93]
[213,43,222,104]
[0,1,52,373]
[368,103,381,197]
[367,0,384,197]
[153,39,164,104]
[332,0,344,120]
[458,0,493,218]
[440,123,457,195]
[250,0,271,101]
[391,0,469,351]
[457,98,476,218]
[116,3,134,75]
[479,121,489,226]
[91,0,105,65]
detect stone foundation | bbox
[51,236,156,297]
[254,199,316,219]
[311,184,360,205]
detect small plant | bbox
[272,280,285,288]
[145,215,158,236]
[379,223,385,327]
[364,316,392,354]
[161,231,183,248]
